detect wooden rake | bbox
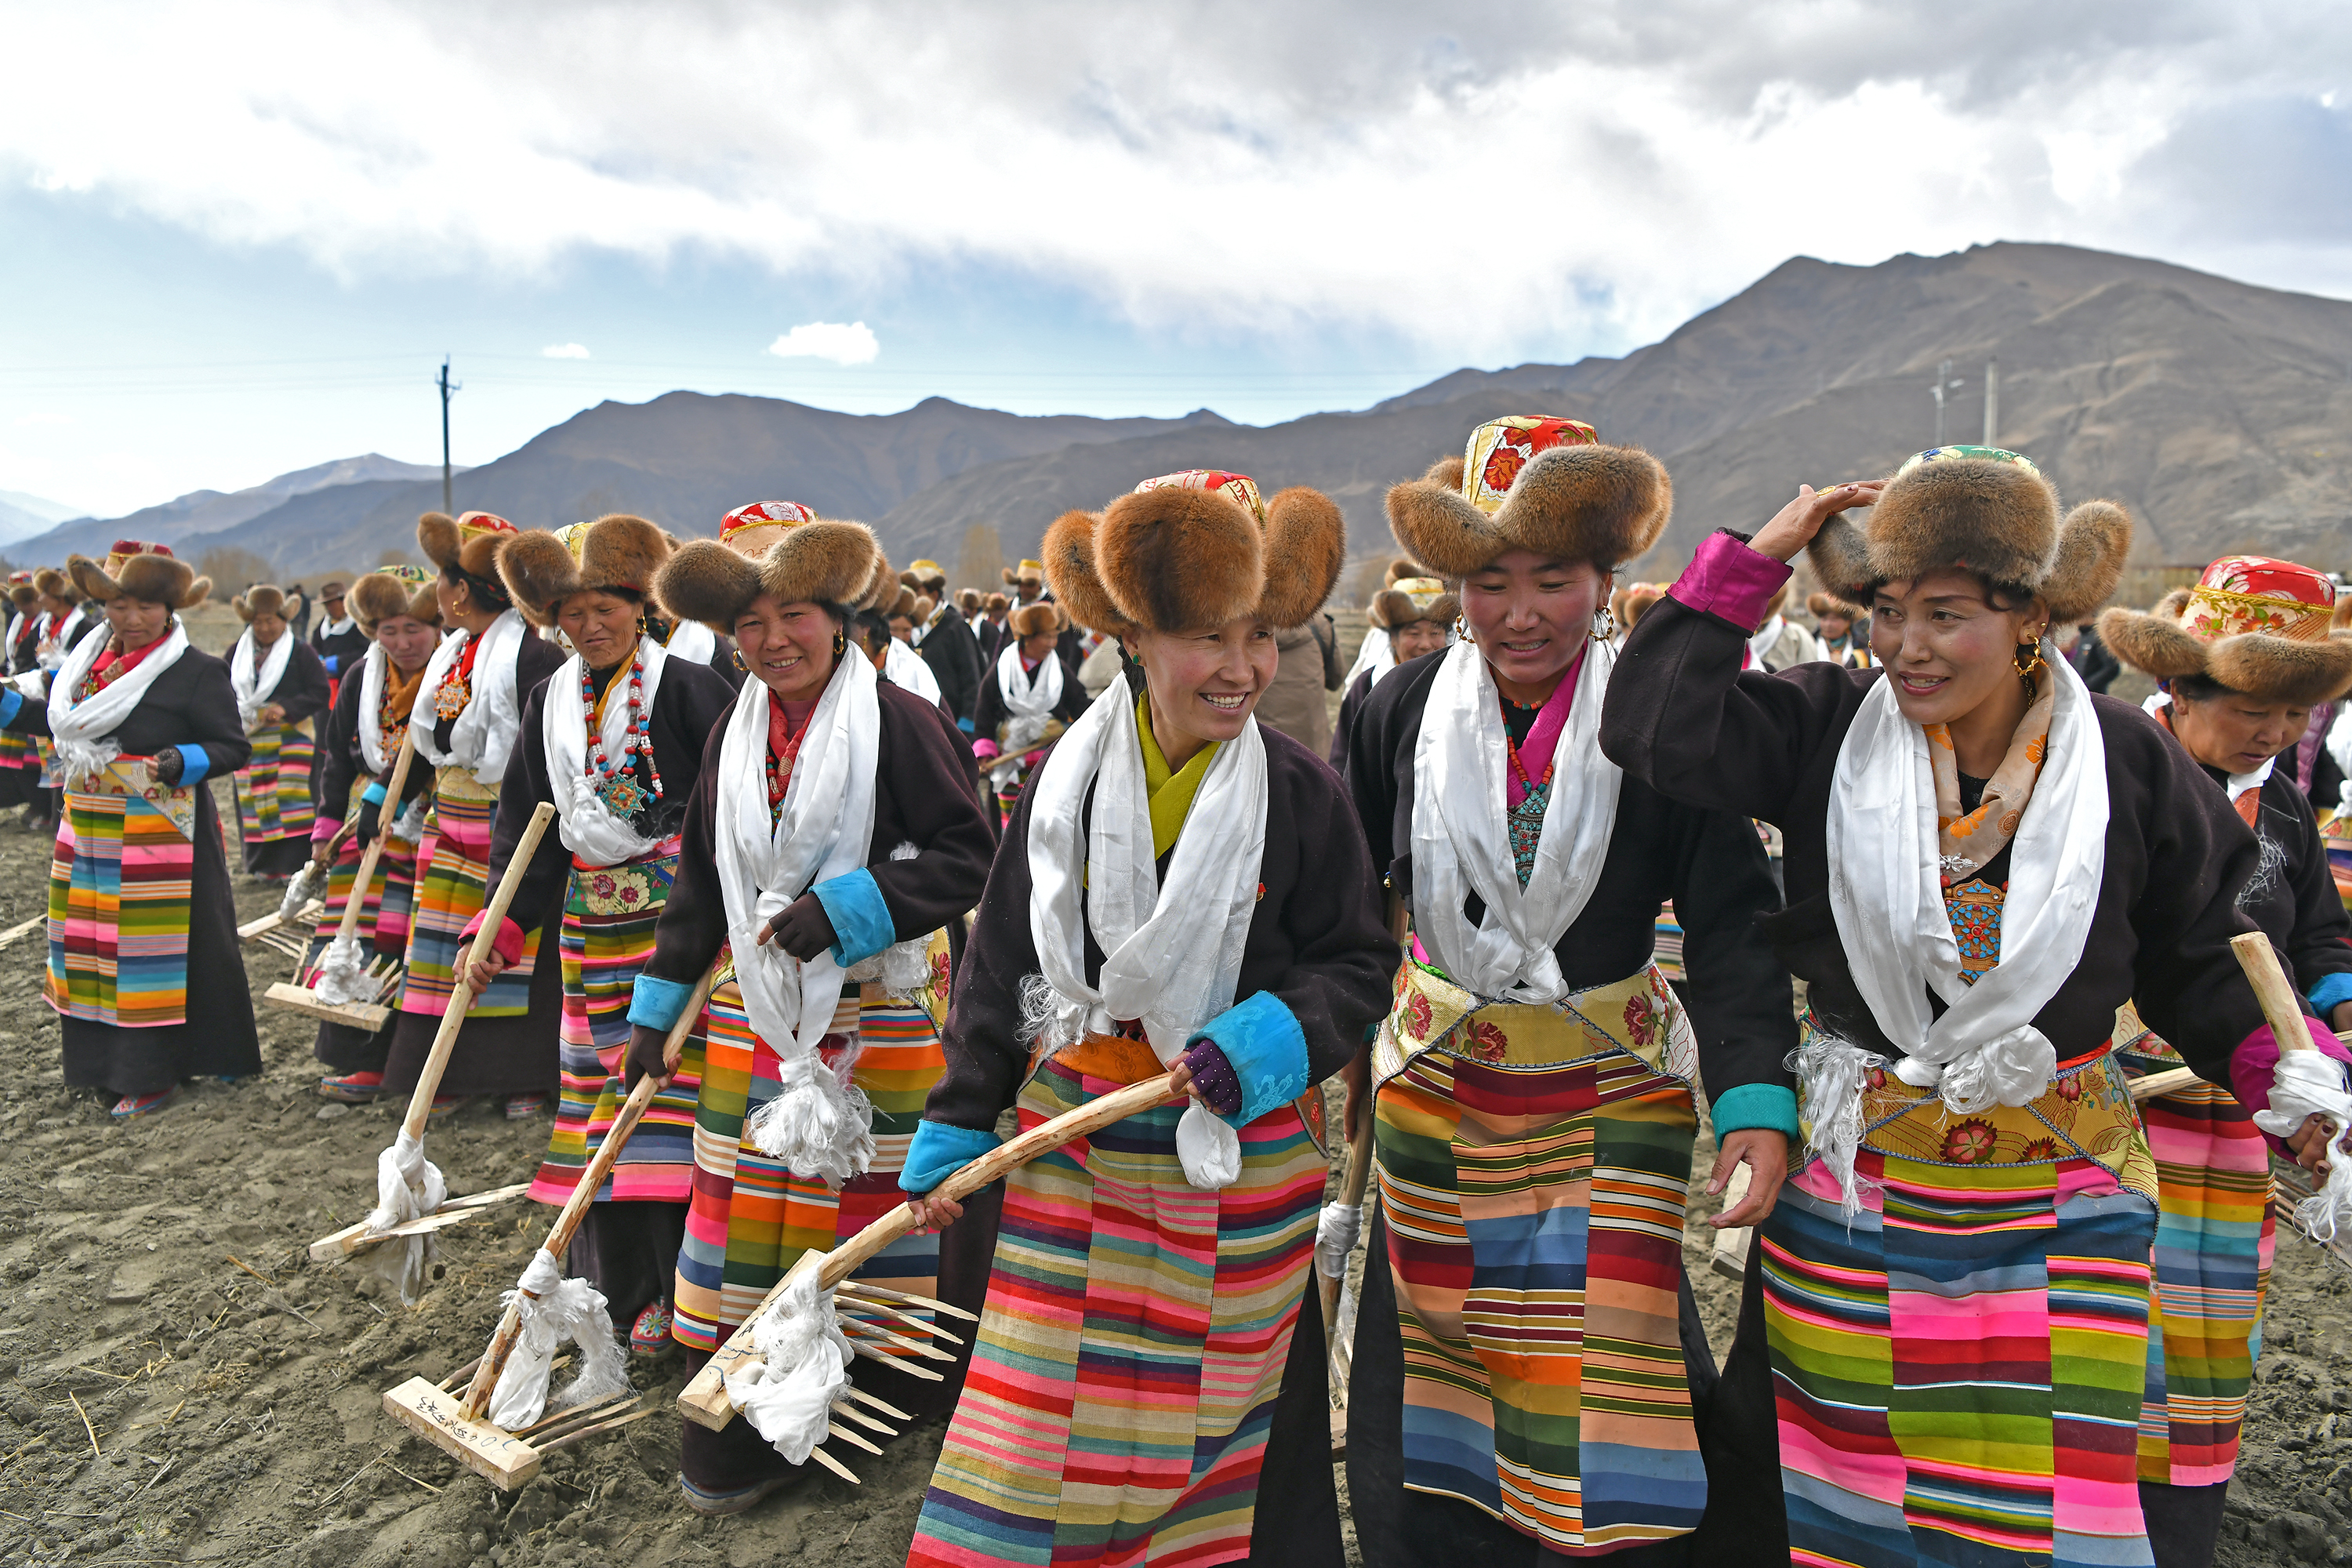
[676,1069,1190,1481]
[267,731,419,1034]
[1321,1114,1374,1446]
[307,798,556,1266]
[381,964,718,1488]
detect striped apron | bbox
[909,1028,1327,1568]
[234,715,318,846]
[670,934,954,1349]
[529,842,701,1205]
[1374,957,1708,1556]
[47,757,198,1029]
[398,768,545,1021]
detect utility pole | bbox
[1983,357,2000,446]
[1930,358,1965,446]
[437,356,461,514]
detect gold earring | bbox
[731,648,747,671]
[1454,614,1475,646]
[2015,638,2046,696]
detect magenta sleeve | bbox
[1668,528,1792,630]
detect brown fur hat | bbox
[898,570,922,592]
[1385,555,1431,586]
[655,519,884,633]
[1371,588,1459,632]
[2100,560,2352,705]
[1807,590,1867,624]
[1386,430,1671,578]
[31,568,74,603]
[233,584,288,623]
[416,510,518,582]
[957,588,982,614]
[1008,603,1061,641]
[856,554,897,615]
[8,583,37,610]
[495,514,670,627]
[1053,474,1344,635]
[983,592,1010,615]
[69,541,209,611]
[349,569,438,632]
[1621,583,1664,630]
[887,587,919,622]
[1807,452,2129,624]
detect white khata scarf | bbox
[1809,648,2108,1212]
[662,618,717,668]
[357,642,397,773]
[987,642,1063,791]
[1345,624,1394,690]
[413,609,527,785]
[230,626,296,731]
[714,650,882,1186]
[47,619,191,782]
[1410,636,1621,1003]
[885,637,941,703]
[315,613,356,639]
[1025,684,1267,1189]
[38,606,86,671]
[542,633,670,869]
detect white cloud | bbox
[767,321,880,366]
[540,342,590,359]
[0,3,2347,360]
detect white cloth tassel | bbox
[1315,1202,1363,1282]
[358,1131,446,1305]
[314,932,372,1004]
[393,794,427,844]
[1790,1036,1886,1224]
[745,1052,877,1189]
[2252,1051,2352,1241]
[1176,1103,1241,1190]
[278,857,327,920]
[486,1250,630,1430]
[726,1271,855,1465]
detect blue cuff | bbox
[1711,1082,1800,1140]
[174,744,210,786]
[1189,990,1309,1127]
[626,973,697,1031]
[813,868,896,969]
[958,717,975,734]
[322,655,339,673]
[361,780,387,805]
[0,688,20,728]
[899,1120,1001,1195]
[2311,971,2352,1018]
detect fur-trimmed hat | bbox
[1807,590,1867,623]
[1002,558,1044,588]
[1807,448,2130,624]
[68,539,209,611]
[1385,555,1432,587]
[887,587,919,622]
[350,566,440,632]
[1387,417,1671,578]
[1044,470,1345,636]
[7,583,36,610]
[320,579,349,601]
[1371,576,1451,630]
[1008,602,1061,641]
[956,588,981,614]
[655,502,884,632]
[416,510,520,583]
[495,513,671,627]
[2100,556,2352,706]
[233,584,288,623]
[31,567,75,604]
[983,591,1009,615]
[907,558,947,589]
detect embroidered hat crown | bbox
[718,500,818,560]
[1462,418,1601,514]
[2100,552,2352,705]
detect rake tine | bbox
[840,1297,963,1345]
[439,1357,484,1394]
[841,1385,913,1421]
[512,1391,640,1439]
[838,1281,978,1322]
[830,1400,895,1435]
[807,1446,861,1484]
[535,1406,659,1455]
[842,1318,956,1363]
[826,1421,884,1457]
[852,1343,943,1381]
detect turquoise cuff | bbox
[361,780,387,805]
[1190,990,1309,1127]
[174,744,210,786]
[627,973,697,1032]
[899,1120,1001,1195]
[814,868,896,969]
[0,688,20,728]
[1711,1082,1800,1139]
[2312,972,2352,1018]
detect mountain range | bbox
[14,455,457,564]
[25,241,2352,593]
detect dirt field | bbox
[0,603,2340,1566]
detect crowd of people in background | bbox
[5,423,2352,1568]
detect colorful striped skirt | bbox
[908,1044,1325,1568]
[2326,818,2352,913]
[47,759,198,1029]
[1771,1032,2160,1567]
[2110,1003,2272,1487]
[529,845,701,1207]
[234,717,317,845]
[1372,959,1707,1556]
[671,975,949,1349]
[398,771,543,1021]
[0,728,35,808]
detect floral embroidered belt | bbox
[1375,958,1697,1088]
[69,756,197,840]
[434,764,499,804]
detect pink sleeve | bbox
[2229,1016,2352,1144]
[456,913,526,966]
[1668,529,1791,630]
[310,818,340,844]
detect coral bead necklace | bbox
[583,646,661,817]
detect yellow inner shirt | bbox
[1136,692,1220,859]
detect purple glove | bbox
[1178,1038,1243,1117]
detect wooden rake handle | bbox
[460,961,719,1418]
[2231,931,2318,1054]
[336,730,419,945]
[397,800,558,1144]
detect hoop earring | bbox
[1453,614,1475,646]
[1592,606,1618,642]
[2015,637,2046,699]
[832,629,848,661]
[731,648,747,672]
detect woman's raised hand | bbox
[1748,481,1885,564]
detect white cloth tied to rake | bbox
[724,1271,855,1465]
[1315,1200,1362,1282]
[360,1131,446,1305]
[313,929,375,1006]
[2252,1051,2352,1241]
[485,1250,631,1430]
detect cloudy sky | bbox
[2,0,2347,517]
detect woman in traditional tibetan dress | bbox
[1326,577,1453,771]
[2094,557,2352,1566]
[1342,554,1436,695]
[881,586,946,706]
[901,469,1396,1568]
[1344,418,1797,1566]
[24,566,99,834]
[309,578,372,703]
[1599,448,2352,1566]
[311,568,444,1098]
[1809,591,1875,670]
[622,503,992,1515]
[449,514,739,1352]
[0,543,256,1119]
[381,510,568,1117]
[0,578,42,808]
[227,583,331,880]
[971,599,1087,823]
